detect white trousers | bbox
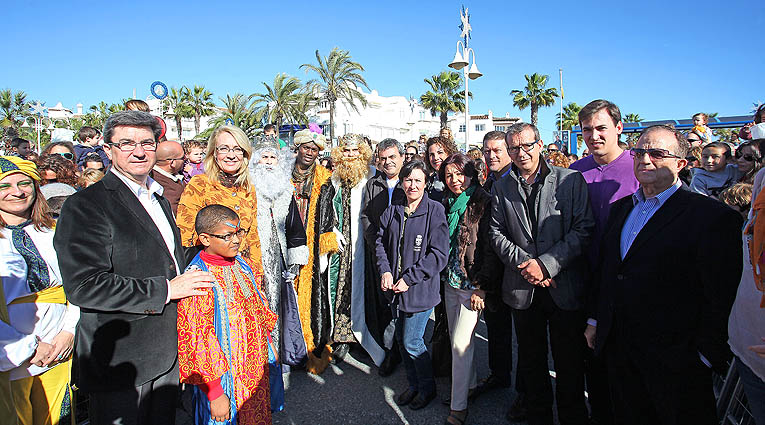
[444,284,480,410]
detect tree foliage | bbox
[252,73,312,132]
[510,73,558,126]
[420,71,470,130]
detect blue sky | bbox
[2,0,761,138]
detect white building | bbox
[450,110,522,149]
[145,97,217,142]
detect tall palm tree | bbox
[0,89,29,130]
[510,73,558,126]
[204,93,260,139]
[183,85,217,136]
[623,113,643,123]
[420,71,470,129]
[555,102,582,130]
[300,47,368,145]
[251,73,311,132]
[163,87,193,141]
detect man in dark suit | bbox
[361,138,406,376]
[585,125,743,425]
[150,140,186,215]
[55,111,214,425]
[489,123,594,425]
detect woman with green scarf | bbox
[439,153,493,425]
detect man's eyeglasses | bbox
[630,148,681,160]
[216,146,245,157]
[54,152,74,161]
[508,141,539,155]
[206,228,248,242]
[110,140,158,152]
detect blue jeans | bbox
[736,357,765,425]
[393,306,435,396]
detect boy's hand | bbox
[210,393,231,422]
[381,272,393,291]
[169,270,215,300]
[184,163,192,174]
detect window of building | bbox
[475,124,486,132]
[419,111,426,120]
[459,125,466,133]
[495,126,505,131]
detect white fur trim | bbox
[287,245,309,266]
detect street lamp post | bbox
[448,6,482,152]
[21,102,54,154]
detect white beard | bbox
[249,147,296,203]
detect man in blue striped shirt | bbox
[586,125,743,425]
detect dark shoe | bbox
[476,374,511,393]
[378,349,401,377]
[442,387,479,406]
[409,391,436,410]
[506,392,527,422]
[445,409,468,425]
[329,343,350,365]
[395,388,418,406]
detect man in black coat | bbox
[55,111,214,425]
[361,138,406,376]
[585,125,743,425]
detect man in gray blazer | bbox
[488,122,594,425]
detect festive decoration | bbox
[30,101,46,116]
[150,81,168,100]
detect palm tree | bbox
[555,102,582,131]
[420,71,470,129]
[300,47,368,145]
[0,89,29,130]
[183,85,217,136]
[203,93,260,139]
[510,73,558,126]
[163,87,193,141]
[623,113,643,124]
[251,73,311,133]
[622,113,643,147]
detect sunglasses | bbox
[630,148,681,160]
[687,138,702,144]
[55,152,74,161]
[736,153,758,162]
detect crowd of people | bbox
[1,98,764,425]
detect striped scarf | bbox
[6,221,50,293]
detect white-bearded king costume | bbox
[321,134,385,366]
[249,136,309,366]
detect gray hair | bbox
[505,123,541,143]
[103,111,162,145]
[377,138,404,155]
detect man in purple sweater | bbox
[569,99,639,425]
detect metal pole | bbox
[36,117,41,154]
[559,68,563,134]
[464,65,469,152]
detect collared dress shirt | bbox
[620,179,682,259]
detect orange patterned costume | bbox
[178,251,277,425]
[177,174,264,274]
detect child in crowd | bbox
[691,112,715,144]
[177,205,276,425]
[73,126,110,169]
[719,183,753,218]
[690,142,740,197]
[183,139,207,183]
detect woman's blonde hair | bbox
[204,125,253,191]
[79,168,105,188]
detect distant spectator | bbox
[9,137,32,159]
[617,140,629,150]
[124,99,150,112]
[81,153,106,172]
[736,140,763,184]
[405,143,418,163]
[718,183,753,218]
[729,132,741,145]
[691,112,715,143]
[37,154,79,187]
[567,153,578,164]
[547,143,559,152]
[263,124,286,148]
[41,141,76,163]
[74,126,109,169]
[680,145,703,185]
[182,139,206,184]
[78,168,105,188]
[739,104,765,140]
[473,157,487,185]
[26,151,39,163]
[150,141,186,215]
[426,136,458,202]
[467,147,483,160]
[690,142,739,197]
[440,127,454,143]
[319,157,333,170]
[546,150,570,168]
[686,129,704,148]
[40,182,78,218]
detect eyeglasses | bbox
[736,153,758,162]
[687,138,702,144]
[630,148,682,160]
[206,228,248,242]
[110,140,157,152]
[507,141,539,155]
[0,179,34,192]
[216,146,245,156]
[54,152,74,161]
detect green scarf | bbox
[445,184,476,250]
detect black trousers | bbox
[484,293,524,392]
[88,360,179,425]
[585,346,614,424]
[512,288,588,425]
[604,331,717,425]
